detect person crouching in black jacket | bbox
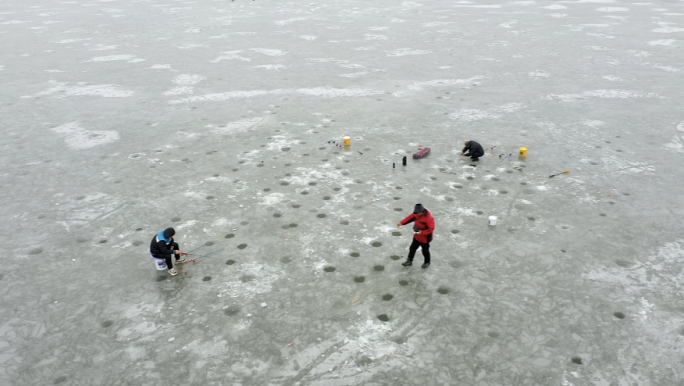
[150,227,186,276]
[461,140,485,162]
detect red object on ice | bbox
[413,147,431,159]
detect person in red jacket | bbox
[397,204,435,268]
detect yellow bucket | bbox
[519,147,528,157]
[343,136,351,146]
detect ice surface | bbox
[1,0,684,385]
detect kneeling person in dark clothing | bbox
[461,140,485,162]
[397,204,435,268]
[150,227,186,276]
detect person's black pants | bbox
[407,239,430,264]
[157,242,180,269]
[469,151,484,162]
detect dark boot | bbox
[402,259,413,267]
[421,262,430,268]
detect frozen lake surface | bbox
[2,0,684,385]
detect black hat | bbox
[413,204,426,214]
[163,227,175,238]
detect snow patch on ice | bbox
[51,122,120,150]
[84,55,145,63]
[210,50,251,63]
[528,70,549,79]
[596,7,629,12]
[173,74,206,85]
[653,23,684,33]
[582,120,605,127]
[260,193,285,206]
[24,81,133,98]
[601,75,622,81]
[218,263,279,299]
[546,89,662,101]
[449,102,525,122]
[254,64,286,70]
[648,39,677,46]
[149,64,174,70]
[275,17,309,25]
[386,48,432,57]
[652,64,679,72]
[208,117,266,134]
[54,38,90,43]
[169,87,384,104]
[393,76,483,97]
[250,48,287,56]
[542,4,567,9]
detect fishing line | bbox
[186,245,233,264]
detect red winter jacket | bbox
[400,210,435,244]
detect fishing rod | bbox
[549,170,569,178]
[186,245,233,264]
[186,235,234,254]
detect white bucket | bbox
[152,256,167,271]
[488,216,498,226]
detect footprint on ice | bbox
[28,248,43,255]
[382,294,393,301]
[323,266,336,272]
[224,234,234,239]
[377,314,389,322]
[372,242,382,247]
[374,265,385,271]
[101,320,113,328]
[354,276,365,283]
[350,252,360,257]
[614,312,626,319]
[237,243,248,249]
[437,287,449,294]
[390,255,401,260]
